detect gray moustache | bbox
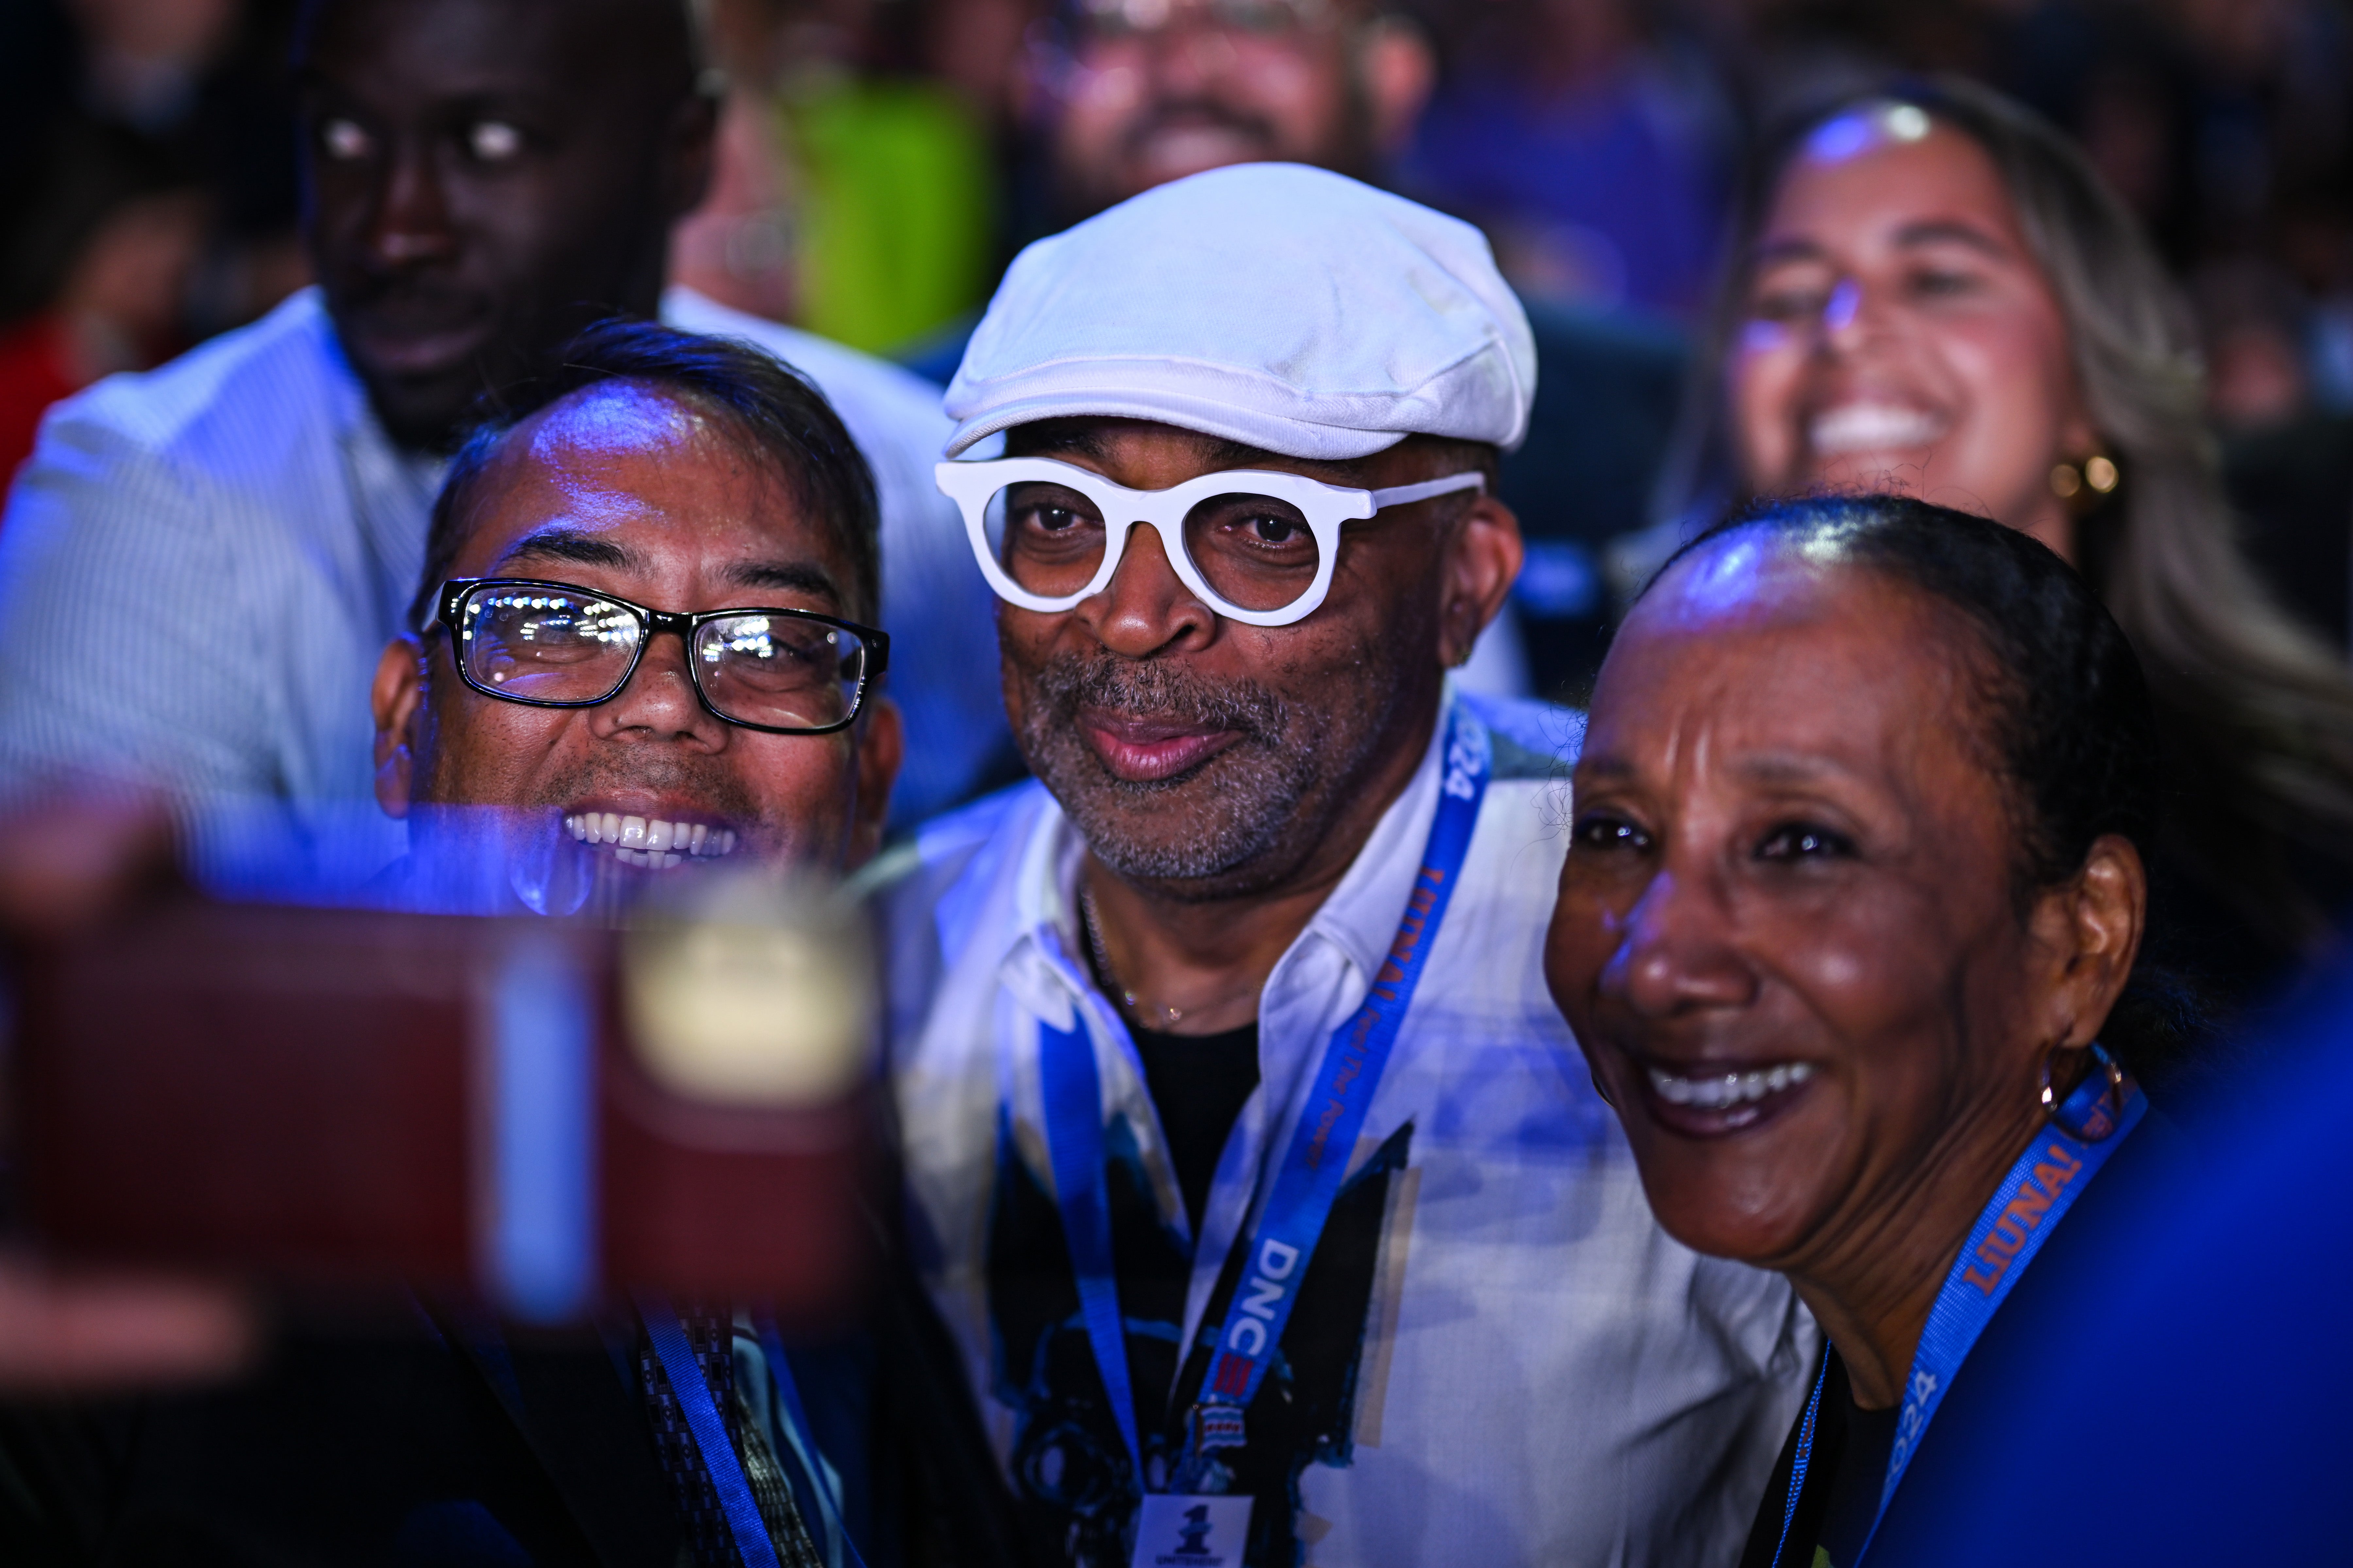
[1030,657,1287,742]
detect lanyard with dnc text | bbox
[1039,704,1493,1492]
[1766,1068,2149,1568]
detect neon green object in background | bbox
[780,79,994,355]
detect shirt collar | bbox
[1288,700,1450,985]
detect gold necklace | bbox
[1080,884,1188,1029]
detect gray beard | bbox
[1016,653,1348,887]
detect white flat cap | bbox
[942,163,1537,461]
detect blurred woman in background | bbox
[1654,76,2353,1022]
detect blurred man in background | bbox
[900,0,1440,378]
[0,0,1006,891]
[1035,0,1435,221]
[899,0,1689,707]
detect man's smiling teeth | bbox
[1810,403,1946,456]
[561,813,737,868]
[1647,1062,1816,1110]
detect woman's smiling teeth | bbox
[1647,1062,1816,1109]
[1809,402,1946,456]
[562,812,737,869]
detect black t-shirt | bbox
[1816,1377,1897,1567]
[1739,1346,1899,1568]
[984,1005,1412,1567]
[1126,1020,1261,1235]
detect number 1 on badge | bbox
[1132,1494,1253,1568]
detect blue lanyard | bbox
[1038,706,1493,1487]
[641,1299,784,1568]
[639,1296,870,1568]
[1766,1066,2147,1568]
[758,1315,870,1568]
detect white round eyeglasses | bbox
[934,456,1485,628]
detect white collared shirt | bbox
[884,690,1817,1566]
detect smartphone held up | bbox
[7,863,883,1334]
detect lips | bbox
[1137,123,1272,181]
[1077,708,1243,783]
[1633,1057,1820,1138]
[335,289,495,378]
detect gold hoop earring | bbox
[2049,454,2120,505]
[2039,1040,2127,1142]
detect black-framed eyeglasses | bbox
[433,578,889,736]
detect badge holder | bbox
[1133,1495,1254,1568]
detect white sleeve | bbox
[0,402,289,808]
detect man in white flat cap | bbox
[884,162,1813,1568]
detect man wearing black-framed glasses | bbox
[366,321,1019,1565]
[375,318,910,1564]
[0,325,1023,1568]
[371,321,902,889]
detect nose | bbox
[364,136,459,270]
[588,630,731,749]
[1818,277,1872,355]
[1600,864,1758,1020]
[1069,522,1218,657]
[1140,8,1239,92]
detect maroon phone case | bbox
[11,899,875,1328]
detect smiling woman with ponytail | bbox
[1657,76,2353,1022]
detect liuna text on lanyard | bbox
[1766,1059,2148,1568]
[1037,705,1492,1568]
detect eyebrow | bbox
[1889,219,2010,257]
[1750,236,1829,269]
[1752,219,2010,270]
[1576,754,1639,783]
[1731,752,1863,786]
[1572,752,1864,786]
[1014,426,1116,462]
[496,525,636,573]
[725,559,843,607]
[493,527,843,609]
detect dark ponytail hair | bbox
[1648,494,2198,1074]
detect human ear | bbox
[1436,493,1524,670]
[847,696,905,868]
[1356,18,1436,158]
[372,637,428,820]
[2025,833,2148,1054]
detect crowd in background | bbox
[0,5,2349,1559]
[5,0,2352,690]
